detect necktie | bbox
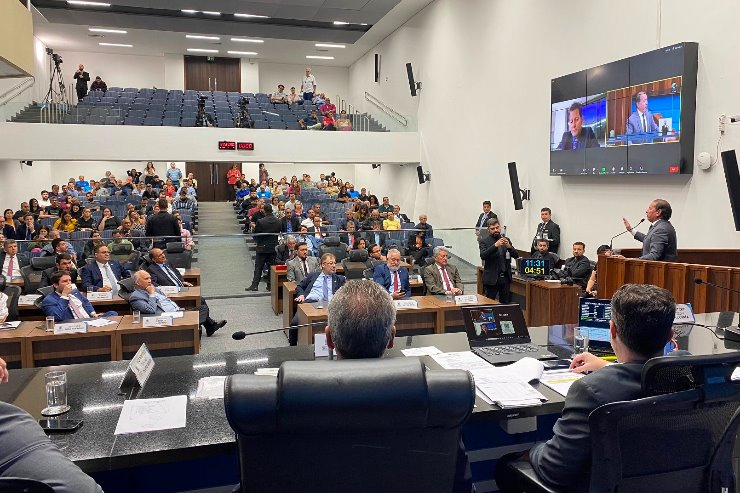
[441,267,452,291]
[571,137,578,150]
[68,294,89,319]
[642,114,647,133]
[349,234,354,245]
[104,263,119,296]
[6,256,14,280]
[393,271,399,292]
[302,259,308,276]
[322,275,329,301]
[163,264,182,287]
[479,215,486,228]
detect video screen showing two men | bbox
[550,76,682,151]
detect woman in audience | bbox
[322,111,336,130]
[326,179,339,197]
[28,198,42,219]
[336,110,353,131]
[270,196,281,210]
[336,185,350,203]
[271,180,284,197]
[259,163,269,184]
[289,179,301,196]
[368,195,380,211]
[276,202,286,219]
[352,237,368,251]
[76,208,97,230]
[144,162,157,185]
[164,179,176,198]
[27,227,50,251]
[127,168,142,184]
[354,203,371,224]
[83,230,105,261]
[69,203,84,220]
[2,210,17,239]
[407,232,431,266]
[98,207,121,231]
[53,212,77,233]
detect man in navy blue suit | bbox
[80,244,130,293]
[556,102,599,150]
[41,270,117,321]
[372,248,411,299]
[289,252,346,346]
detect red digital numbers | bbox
[237,142,255,151]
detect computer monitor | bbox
[578,297,613,352]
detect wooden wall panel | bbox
[624,261,646,284]
[706,267,732,313]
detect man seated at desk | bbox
[40,253,78,287]
[560,241,593,291]
[495,284,675,492]
[129,270,223,337]
[423,246,463,296]
[373,248,411,299]
[80,244,130,294]
[289,253,346,346]
[286,241,320,283]
[41,270,118,321]
[530,238,559,272]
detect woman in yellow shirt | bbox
[383,216,401,230]
[53,212,77,233]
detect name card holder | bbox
[455,294,478,305]
[673,303,695,324]
[393,299,419,310]
[87,291,113,301]
[119,343,155,390]
[54,321,88,335]
[159,286,180,296]
[314,333,334,359]
[143,316,174,327]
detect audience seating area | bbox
[64,88,321,128]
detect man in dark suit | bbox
[622,199,678,261]
[280,208,301,234]
[372,248,411,299]
[80,244,130,293]
[495,284,675,492]
[16,214,40,242]
[626,91,660,136]
[275,235,297,265]
[247,203,282,291]
[0,240,28,282]
[339,220,360,249]
[531,207,561,254]
[146,248,225,337]
[561,242,593,291]
[479,220,518,303]
[73,64,90,101]
[474,200,498,237]
[556,101,599,150]
[286,242,320,283]
[41,270,117,321]
[40,253,78,288]
[145,199,181,249]
[364,221,387,252]
[289,253,346,346]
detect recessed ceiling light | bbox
[306,55,334,60]
[67,0,110,6]
[231,38,264,44]
[227,51,258,56]
[234,13,269,19]
[89,28,127,34]
[333,21,349,25]
[187,48,219,53]
[202,11,221,16]
[315,43,345,49]
[186,35,220,41]
[99,43,132,47]
[181,9,197,14]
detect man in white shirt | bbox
[301,209,317,229]
[301,67,317,102]
[271,84,288,103]
[0,240,27,281]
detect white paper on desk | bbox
[18,295,40,306]
[87,318,116,327]
[114,395,187,435]
[545,280,561,283]
[470,367,546,408]
[0,321,22,330]
[540,370,585,396]
[194,376,226,399]
[402,346,442,357]
[161,311,185,319]
[430,351,491,371]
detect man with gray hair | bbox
[372,248,411,299]
[276,235,297,264]
[423,246,463,296]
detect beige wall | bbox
[0,0,33,76]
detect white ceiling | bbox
[31,0,434,67]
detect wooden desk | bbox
[283,281,297,328]
[427,294,499,334]
[0,323,35,369]
[116,311,200,360]
[17,287,202,320]
[183,268,201,287]
[270,266,288,315]
[24,317,121,368]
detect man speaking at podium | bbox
[622,199,677,261]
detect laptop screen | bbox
[461,304,529,344]
[519,257,551,277]
[578,298,612,348]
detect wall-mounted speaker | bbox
[406,63,420,96]
[721,149,740,231]
[508,162,529,210]
[374,54,380,83]
[417,165,430,184]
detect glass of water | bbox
[132,310,141,324]
[41,371,71,416]
[316,298,326,309]
[573,327,589,354]
[45,316,55,332]
[445,292,454,303]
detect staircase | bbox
[9,103,42,123]
[364,113,388,132]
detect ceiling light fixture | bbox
[306,55,334,60]
[99,43,132,47]
[228,51,258,56]
[234,13,269,19]
[67,1,110,6]
[315,43,345,49]
[186,35,220,40]
[181,9,197,14]
[231,38,264,44]
[187,48,219,53]
[202,11,221,16]
[333,21,349,25]
[89,28,127,34]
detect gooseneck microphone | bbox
[610,218,645,249]
[231,321,325,340]
[693,278,740,295]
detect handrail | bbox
[0,76,35,107]
[364,91,408,127]
[351,111,369,132]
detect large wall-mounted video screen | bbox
[550,42,698,176]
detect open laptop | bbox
[460,304,559,365]
[578,298,614,355]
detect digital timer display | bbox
[237,142,255,151]
[218,141,236,150]
[519,258,551,277]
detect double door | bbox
[186,162,241,202]
[184,56,241,92]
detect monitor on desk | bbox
[578,298,613,352]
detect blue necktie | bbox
[571,137,579,150]
[322,275,329,301]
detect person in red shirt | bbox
[322,111,336,131]
[320,98,336,116]
[226,164,241,201]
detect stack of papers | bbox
[0,321,22,331]
[401,346,442,357]
[114,395,187,435]
[18,295,40,306]
[194,376,227,399]
[539,370,585,396]
[87,318,116,327]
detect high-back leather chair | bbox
[224,358,475,493]
[19,257,56,295]
[317,236,348,263]
[340,249,371,279]
[165,242,192,269]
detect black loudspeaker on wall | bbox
[406,63,418,96]
[417,165,428,184]
[374,54,380,83]
[721,149,740,231]
[508,162,529,210]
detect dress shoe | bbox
[246,285,258,291]
[206,319,226,337]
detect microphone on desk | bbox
[693,278,740,295]
[231,321,326,340]
[609,218,644,249]
[692,279,740,342]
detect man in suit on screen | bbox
[556,102,599,150]
[626,91,660,136]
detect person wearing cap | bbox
[271,84,288,103]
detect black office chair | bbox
[165,242,192,269]
[33,287,53,311]
[3,285,21,321]
[19,257,56,295]
[224,358,475,493]
[117,278,136,301]
[341,249,371,279]
[0,478,54,493]
[318,236,349,263]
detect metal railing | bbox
[40,102,70,124]
[364,91,408,127]
[0,76,35,108]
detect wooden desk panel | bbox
[527,281,580,326]
[283,281,297,329]
[116,311,200,360]
[270,267,288,315]
[0,323,35,369]
[24,317,121,368]
[183,268,201,287]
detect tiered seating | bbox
[67,88,319,129]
